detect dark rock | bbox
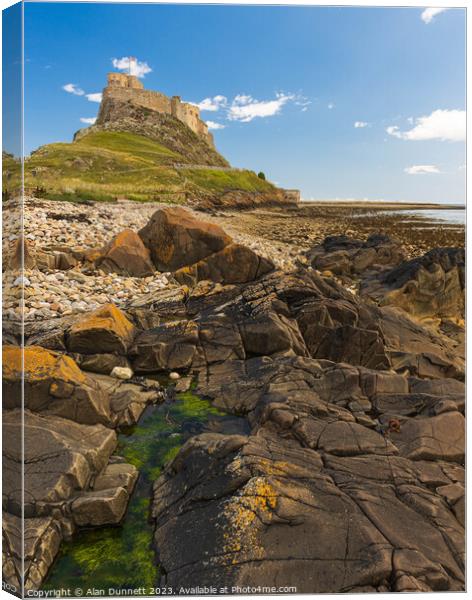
[67,303,136,355]
[6,241,465,592]
[306,233,407,278]
[2,409,137,589]
[130,320,199,373]
[362,247,465,321]
[74,352,131,375]
[174,243,275,285]
[144,267,464,592]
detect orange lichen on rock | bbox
[220,476,278,563]
[68,303,136,354]
[3,345,85,384]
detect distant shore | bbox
[299,200,465,211]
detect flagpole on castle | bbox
[129,56,136,76]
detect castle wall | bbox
[103,73,213,147]
[103,86,172,114]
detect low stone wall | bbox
[281,189,301,203]
[173,163,246,172]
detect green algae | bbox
[43,390,247,593]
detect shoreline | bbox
[299,201,465,211]
[2,196,464,325]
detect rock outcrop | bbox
[2,222,465,592]
[3,409,138,590]
[123,265,464,592]
[174,243,275,285]
[152,356,464,593]
[307,233,407,279]
[361,247,465,321]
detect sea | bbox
[390,208,466,225]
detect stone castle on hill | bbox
[98,72,215,148]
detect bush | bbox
[257,171,266,180]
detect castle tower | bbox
[100,73,214,148]
[107,72,143,90]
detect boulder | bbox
[67,303,136,355]
[174,243,275,285]
[130,320,199,373]
[93,463,139,492]
[71,487,130,527]
[138,206,232,270]
[3,345,111,425]
[94,229,154,277]
[87,372,162,427]
[35,250,78,271]
[174,244,275,285]
[74,352,131,375]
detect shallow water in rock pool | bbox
[42,390,249,592]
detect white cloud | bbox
[421,8,449,24]
[194,91,307,123]
[112,56,152,78]
[80,117,97,125]
[86,92,102,103]
[233,94,253,106]
[354,121,370,128]
[63,83,84,96]
[228,92,295,123]
[386,109,465,142]
[196,96,228,111]
[206,121,225,130]
[295,98,311,112]
[404,165,440,175]
[328,102,335,110]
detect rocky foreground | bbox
[2,201,465,593]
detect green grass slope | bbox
[3,131,276,203]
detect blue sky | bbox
[19,2,466,203]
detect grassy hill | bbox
[3,130,277,204]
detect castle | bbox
[98,73,215,147]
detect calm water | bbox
[394,209,465,225]
[43,390,249,593]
